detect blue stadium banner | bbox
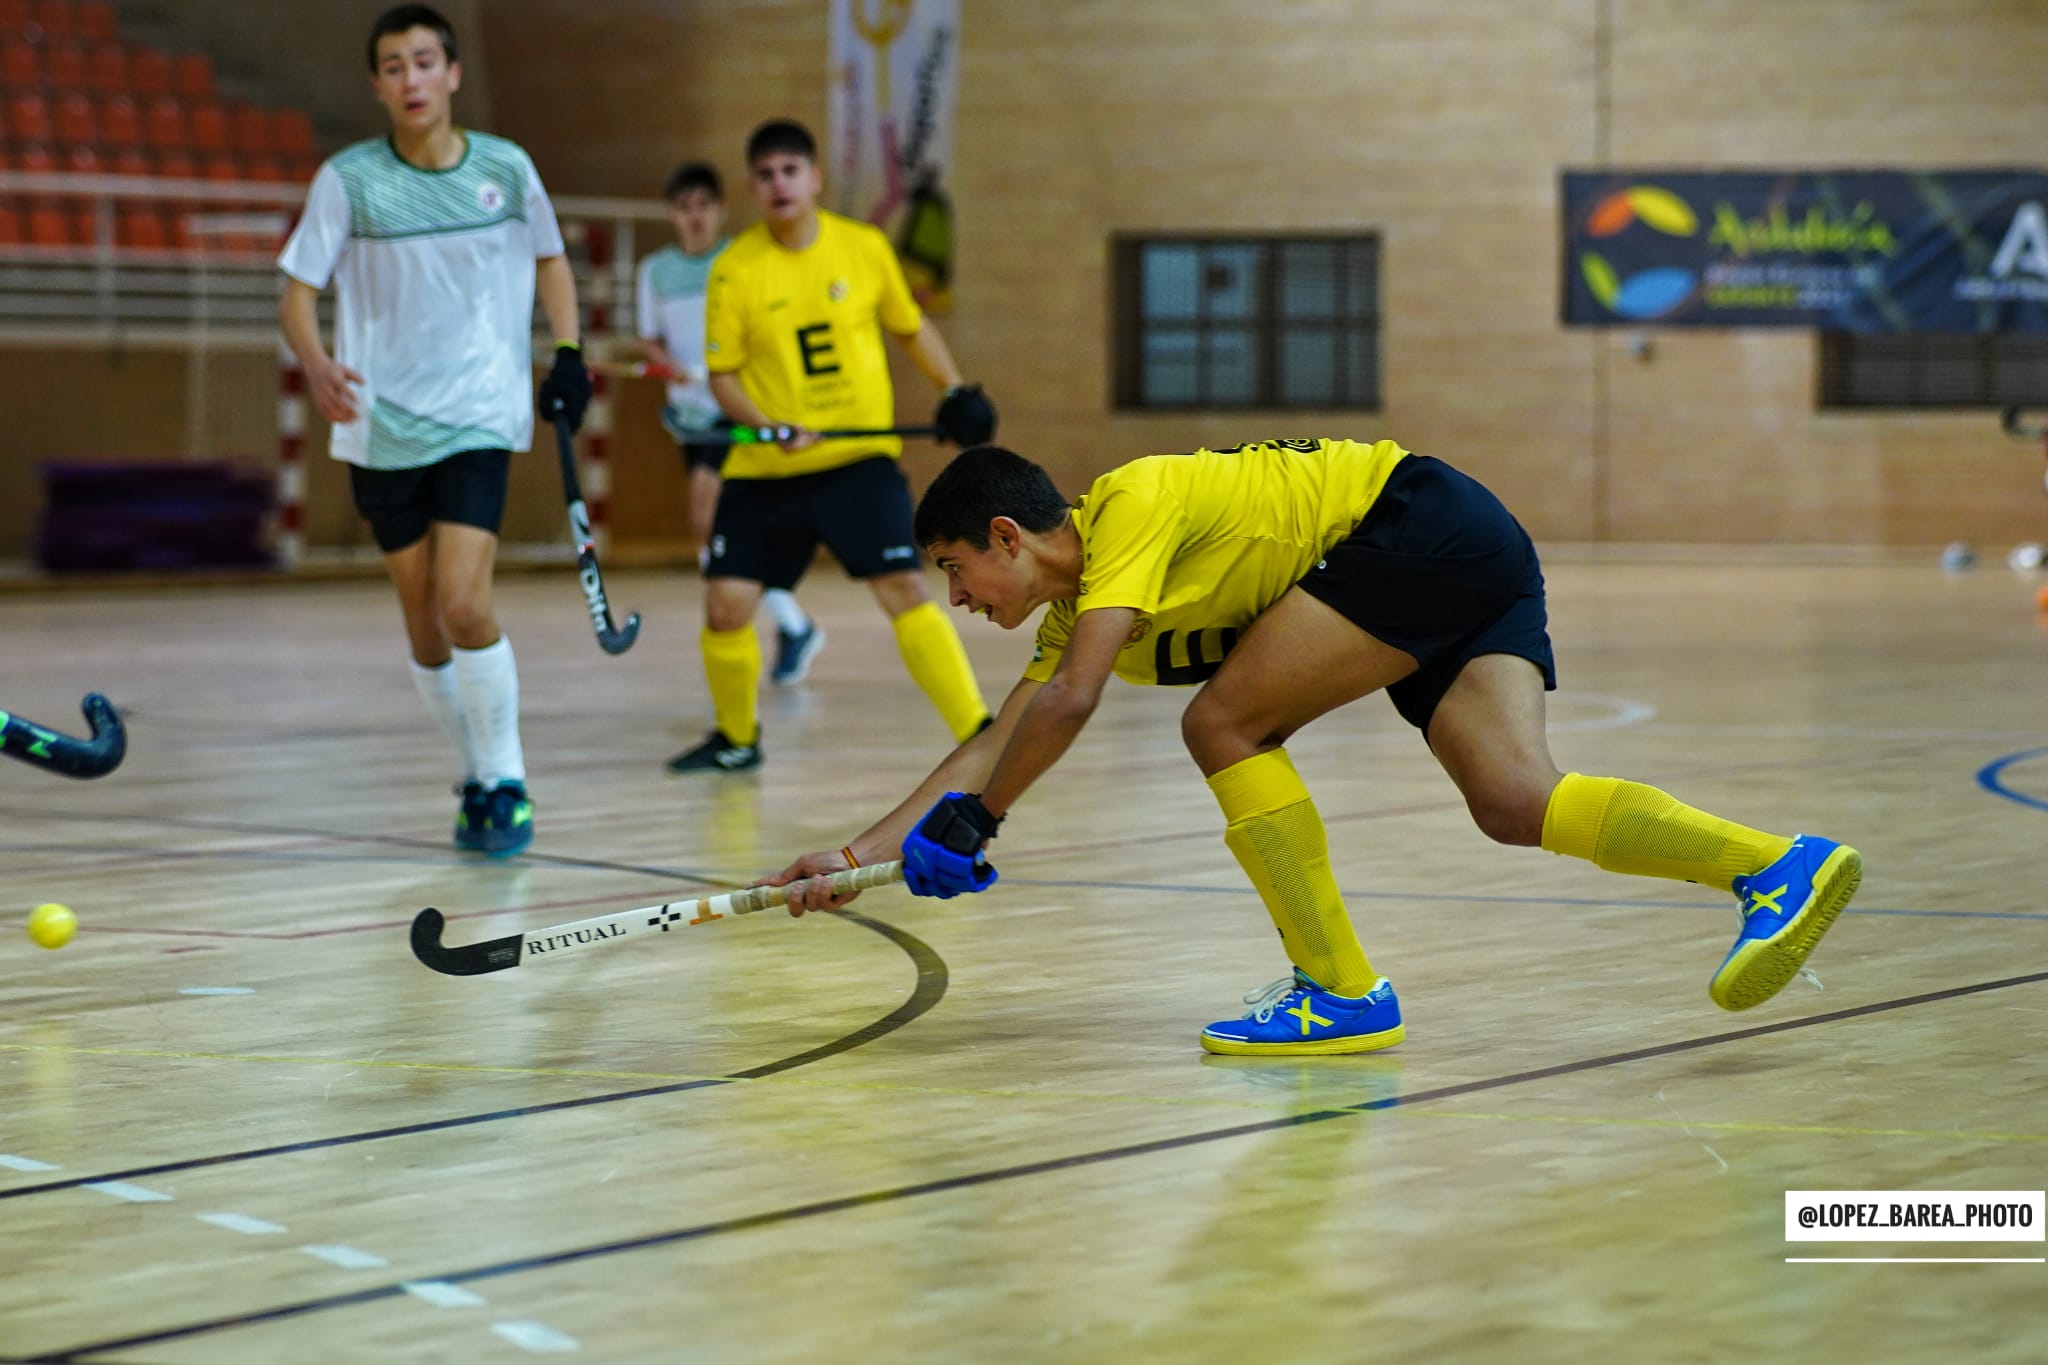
[1563,171,2048,330]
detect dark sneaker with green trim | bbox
[454,780,487,852]
[480,781,534,857]
[665,729,763,774]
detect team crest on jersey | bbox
[1124,617,1154,646]
[476,181,505,212]
[828,278,849,301]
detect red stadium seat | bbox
[153,148,194,181]
[230,103,270,154]
[117,201,166,249]
[0,200,23,245]
[0,0,29,37]
[8,90,50,142]
[62,140,95,171]
[201,151,238,182]
[86,42,126,94]
[241,154,283,184]
[171,51,211,101]
[54,90,94,143]
[99,92,138,146]
[188,101,227,153]
[270,107,313,157]
[143,94,184,150]
[129,46,169,96]
[32,0,74,41]
[287,155,320,184]
[27,199,73,246]
[109,144,148,177]
[13,140,51,171]
[44,41,86,88]
[74,0,112,42]
[2,38,40,86]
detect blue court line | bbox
[1002,878,2048,922]
[1976,746,2048,813]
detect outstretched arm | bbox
[769,605,1135,912]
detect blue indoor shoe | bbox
[454,780,487,852]
[480,781,534,858]
[1199,969,1405,1056]
[770,622,825,686]
[1711,834,1861,1010]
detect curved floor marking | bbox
[1547,693,1657,733]
[0,910,945,1205]
[1976,746,2048,813]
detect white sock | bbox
[451,636,526,790]
[762,588,809,635]
[697,545,711,573]
[410,659,476,782]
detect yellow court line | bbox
[1406,1108,2048,1146]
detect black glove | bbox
[538,342,592,433]
[934,383,997,447]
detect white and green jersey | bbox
[635,240,727,431]
[278,131,566,470]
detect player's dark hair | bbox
[915,447,1071,552]
[367,4,458,71]
[665,161,723,202]
[746,119,817,166]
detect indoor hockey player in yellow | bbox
[765,440,1862,1055]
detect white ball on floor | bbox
[1941,541,1978,571]
[2008,542,2045,571]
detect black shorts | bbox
[348,449,511,554]
[707,456,920,588]
[682,438,729,474]
[1298,454,1556,733]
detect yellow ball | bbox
[27,903,76,950]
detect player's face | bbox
[670,188,726,255]
[928,534,1029,630]
[371,28,459,135]
[750,152,822,225]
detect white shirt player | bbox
[635,241,727,434]
[278,131,566,470]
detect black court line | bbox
[27,966,2048,1363]
[0,912,944,1205]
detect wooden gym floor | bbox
[1,555,2044,1363]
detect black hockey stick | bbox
[552,415,641,655]
[0,693,126,778]
[412,860,904,976]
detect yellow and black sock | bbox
[892,600,990,742]
[1540,773,1794,891]
[701,623,760,746]
[1207,748,1377,996]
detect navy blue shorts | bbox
[707,456,920,588]
[348,449,510,554]
[1298,455,1556,733]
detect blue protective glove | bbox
[902,791,1002,898]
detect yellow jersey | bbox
[703,210,924,479]
[1024,438,1411,687]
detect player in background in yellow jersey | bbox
[763,441,1863,1055]
[668,118,995,774]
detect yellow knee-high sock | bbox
[1207,748,1377,995]
[892,600,991,742]
[1540,773,1795,892]
[700,624,760,745]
